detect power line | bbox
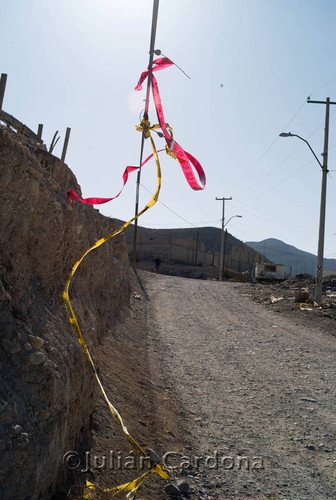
[240,109,336,210]
[246,111,335,191]
[137,135,335,232]
[139,219,221,227]
[231,100,307,189]
[195,200,218,225]
[140,182,198,227]
[328,173,336,185]
[252,158,314,203]
[236,217,316,236]
[309,76,336,98]
[230,199,316,234]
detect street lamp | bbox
[279,132,323,168]
[222,215,242,279]
[279,131,328,303]
[224,215,242,228]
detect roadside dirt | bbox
[70,271,336,500]
[239,275,336,333]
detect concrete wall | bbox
[129,236,261,273]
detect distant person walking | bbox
[154,256,161,273]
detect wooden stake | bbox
[37,124,43,140]
[61,127,71,162]
[0,73,8,111]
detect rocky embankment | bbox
[0,127,130,499]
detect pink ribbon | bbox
[136,57,206,191]
[67,149,164,206]
[135,57,174,91]
[68,56,205,206]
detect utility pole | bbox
[194,231,199,266]
[307,96,336,303]
[132,0,159,267]
[222,228,228,275]
[216,196,232,280]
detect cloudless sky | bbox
[1,0,336,258]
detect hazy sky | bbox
[1,0,336,258]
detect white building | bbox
[254,263,285,281]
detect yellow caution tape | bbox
[135,120,173,139]
[63,128,170,497]
[165,146,178,162]
[300,302,336,320]
[83,471,153,499]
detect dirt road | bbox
[140,271,336,500]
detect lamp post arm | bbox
[224,215,242,227]
[290,134,323,169]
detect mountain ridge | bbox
[246,238,336,275]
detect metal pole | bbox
[0,73,8,110]
[315,98,330,303]
[132,0,160,267]
[216,196,232,280]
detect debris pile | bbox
[242,274,336,326]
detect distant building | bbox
[323,270,336,277]
[254,263,285,282]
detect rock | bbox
[26,165,43,180]
[0,401,13,425]
[2,339,21,355]
[8,424,22,438]
[14,432,29,447]
[164,484,183,498]
[23,323,33,335]
[0,438,6,452]
[0,280,11,302]
[177,481,190,494]
[25,351,45,365]
[23,342,32,351]
[11,354,21,366]
[18,300,28,316]
[28,334,44,350]
[307,445,316,451]
[146,448,161,466]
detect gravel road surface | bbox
[140,271,336,500]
